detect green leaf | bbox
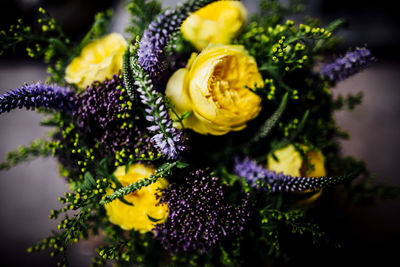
[249,92,289,145]
[123,46,136,100]
[125,160,133,174]
[176,161,189,169]
[180,110,192,120]
[118,196,134,206]
[271,110,309,151]
[84,172,96,188]
[147,214,163,223]
[158,163,170,171]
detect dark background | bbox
[1,0,399,266]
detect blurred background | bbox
[0,0,399,266]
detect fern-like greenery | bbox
[125,0,162,38]
[0,139,52,170]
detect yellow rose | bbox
[65,33,127,89]
[166,44,263,135]
[267,144,327,203]
[105,163,169,233]
[181,1,247,50]
[268,145,326,178]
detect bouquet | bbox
[0,0,397,266]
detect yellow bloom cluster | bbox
[65,33,127,89]
[181,1,247,50]
[166,45,263,135]
[105,164,169,233]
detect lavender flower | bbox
[155,170,250,254]
[74,74,155,158]
[234,158,356,193]
[0,83,75,114]
[137,0,214,79]
[321,47,375,82]
[131,56,186,160]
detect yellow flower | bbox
[181,1,247,50]
[166,44,263,135]
[104,163,169,233]
[267,144,327,203]
[65,33,127,89]
[267,144,326,178]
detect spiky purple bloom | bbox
[74,74,155,158]
[234,158,356,193]
[155,170,250,254]
[321,47,375,82]
[131,56,186,160]
[137,0,214,79]
[0,83,75,114]
[144,95,186,160]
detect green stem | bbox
[100,162,177,205]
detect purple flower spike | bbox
[234,157,357,193]
[137,0,214,79]
[0,83,76,114]
[155,170,250,254]
[321,47,375,82]
[131,55,186,160]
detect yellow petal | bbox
[181,1,247,50]
[104,164,169,232]
[165,68,192,114]
[268,145,302,177]
[65,33,127,89]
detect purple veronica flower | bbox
[321,47,375,82]
[0,83,75,114]
[137,0,214,79]
[131,0,215,159]
[155,170,250,254]
[131,56,186,160]
[234,157,356,193]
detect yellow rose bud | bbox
[181,1,247,50]
[104,163,169,233]
[267,144,327,203]
[65,33,127,89]
[166,44,263,135]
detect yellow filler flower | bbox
[181,1,247,50]
[105,163,169,233]
[166,44,263,135]
[65,33,127,89]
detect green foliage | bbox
[0,139,52,170]
[347,174,400,206]
[125,0,162,38]
[260,207,325,256]
[0,7,113,84]
[29,178,111,266]
[251,0,305,29]
[122,45,137,100]
[238,19,332,84]
[249,92,289,146]
[271,110,309,151]
[333,92,363,110]
[0,7,70,83]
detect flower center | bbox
[209,56,242,112]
